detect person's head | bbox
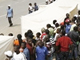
[27,30,33,34]
[21,42,26,49]
[39,40,44,47]
[46,24,51,29]
[61,30,65,36]
[41,27,45,33]
[53,20,57,24]
[14,46,20,54]
[8,5,11,9]
[17,34,22,39]
[25,30,34,39]
[55,23,59,27]
[66,13,69,18]
[45,29,49,35]
[34,3,37,6]
[27,37,32,45]
[29,3,32,6]
[8,33,13,36]
[73,26,78,32]
[57,28,61,33]
[4,51,13,59]
[78,10,80,15]
[36,32,41,38]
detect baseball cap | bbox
[4,51,12,57]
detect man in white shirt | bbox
[70,21,76,31]
[28,3,33,14]
[13,46,27,60]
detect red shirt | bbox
[26,43,33,55]
[41,33,47,40]
[56,36,73,52]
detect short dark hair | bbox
[53,20,57,24]
[46,24,51,28]
[36,32,41,36]
[29,3,32,6]
[8,33,13,36]
[17,34,22,39]
[55,23,59,27]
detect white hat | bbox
[4,51,12,57]
[8,5,11,7]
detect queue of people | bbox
[4,10,80,60]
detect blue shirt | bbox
[23,48,30,60]
[36,46,48,60]
[7,8,13,17]
[34,5,38,11]
[66,24,71,34]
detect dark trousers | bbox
[8,17,13,25]
[59,52,69,60]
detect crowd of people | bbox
[4,10,80,60]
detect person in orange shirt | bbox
[14,34,23,46]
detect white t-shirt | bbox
[13,52,27,60]
[29,6,33,11]
[54,33,59,41]
[70,24,76,31]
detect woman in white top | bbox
[13,46,27,60]
[28,3,33,14]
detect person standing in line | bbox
[13,46,27,60]
[36,40,48,60]
[28,3,33,14]
[56,30,73,60]
[7,5,13,27]
[21,42,30,60]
